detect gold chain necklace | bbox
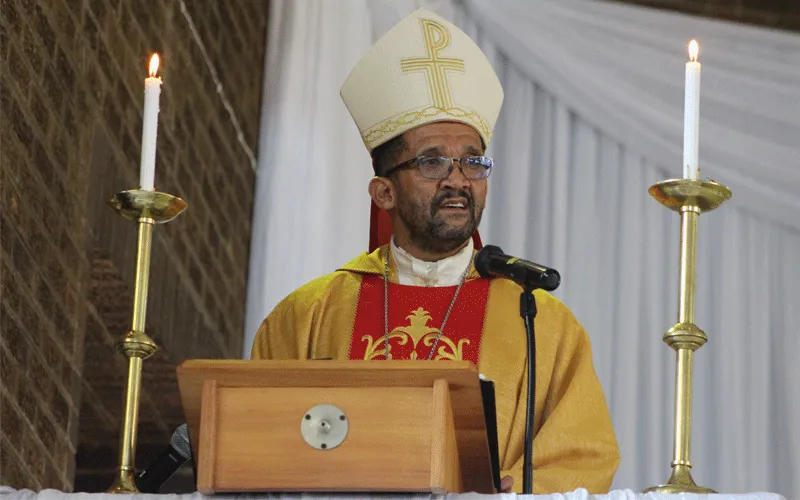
[382,247,472,360]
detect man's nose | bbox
[440,162,471,190]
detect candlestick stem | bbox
[677,209,696,324]
[131,220,153,331]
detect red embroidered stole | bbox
[349,275,491,364]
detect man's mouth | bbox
[439,198,469,210]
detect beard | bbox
[395,188,483,255]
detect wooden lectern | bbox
[176,360,496,494]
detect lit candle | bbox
[683,40,700,180]
[140,54,162,191]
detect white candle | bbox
[140,53,162,191]
[683,40,701,180]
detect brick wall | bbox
[609,0,800,32]
[1,0,267,491]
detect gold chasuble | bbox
[251,246,620,494]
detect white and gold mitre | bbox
[340,9,504,153]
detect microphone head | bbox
[170,423,191,459]
[540,269,561,291]
[474,244,504,279]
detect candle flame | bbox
[688,40,699,62]
[149,53,160,77]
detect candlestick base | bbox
[107,467,139,494]
[644,465,716,494]
[108,189,187,222]
[648,179,731,213]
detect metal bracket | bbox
[300,404,348,450]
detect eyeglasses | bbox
[382,156,493,180]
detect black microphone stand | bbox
[520,285,537,495]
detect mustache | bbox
[432,190,473,211]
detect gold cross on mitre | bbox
[401,19,465,110]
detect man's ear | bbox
[368,176,396,211]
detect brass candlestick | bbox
[106,189,187,494]
[644,179,731,494]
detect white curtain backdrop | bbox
[244,1,800,497]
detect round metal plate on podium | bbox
[300,404,348,450]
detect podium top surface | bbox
[177,359,480,388]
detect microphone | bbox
[135,423,191,493]
[476,244,563,493]
[475,245,560,291]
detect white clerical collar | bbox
[390,237,474,287]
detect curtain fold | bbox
[244,0,376,349]
[246,1,799,496]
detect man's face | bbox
[390,122,487,255]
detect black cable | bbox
[520,287,537,494]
